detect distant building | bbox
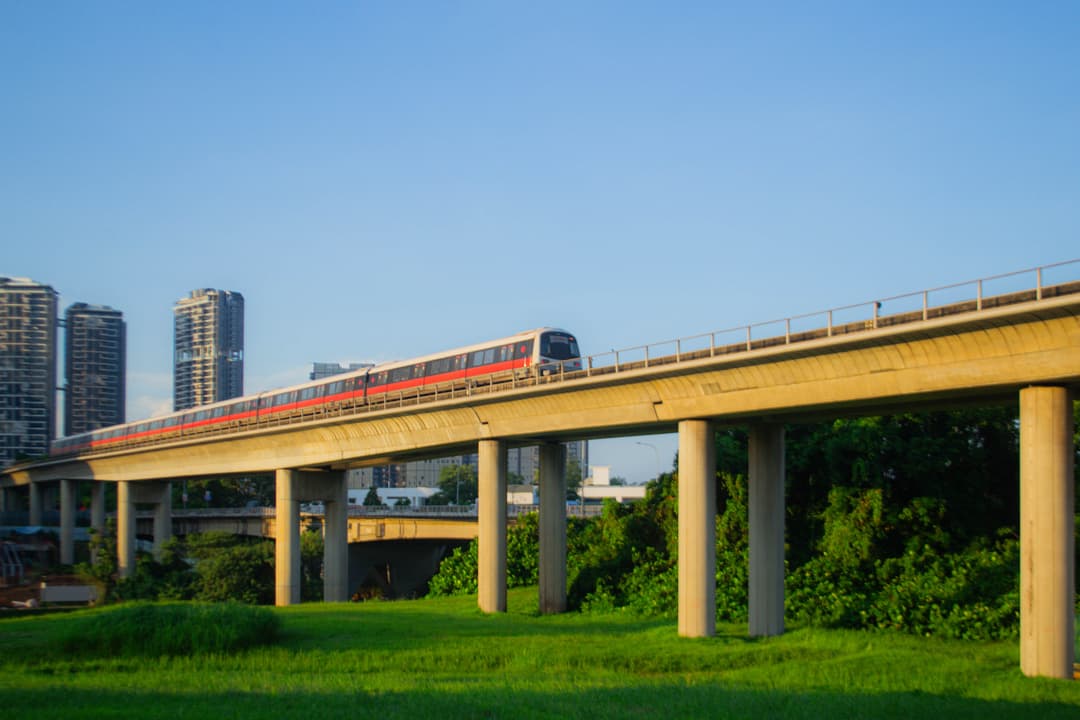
[0,277,58,467]
[583,465,646,504]
[173,289,244,411]
[349,442,589,491]
[64,303,125,436]
[310,362,372,381]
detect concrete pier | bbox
[90,482,106,563]
[749,423,785,637]
[117,481,172,576]
[28,482,42,526]
[275,469,301,606]
[539,442,567,614]
[117,481,135,577]
[678,419,716,637]
[1019,386,1075,679]
[478,439,507,613]
[274,469,348,606]
[59,479,76,565]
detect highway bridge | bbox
[2,261,1078,679]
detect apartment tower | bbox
[0,277,58,467]
[64,302,126,436]
[173,288,244,411]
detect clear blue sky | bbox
[3,2,1077,483]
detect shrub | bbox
[60,602,280,657]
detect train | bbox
[51,328,582,457]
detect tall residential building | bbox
[0,277,58,467]
[64,303,126,436]
[173,289,244,411]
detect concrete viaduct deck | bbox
[152,508,480,544]
[2,263,1078,678]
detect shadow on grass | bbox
[1,683,1077,720]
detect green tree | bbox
[363,486,384,507]
[430,464,478,505]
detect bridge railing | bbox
[578,258,1079,377]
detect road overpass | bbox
[2,261,1078,678]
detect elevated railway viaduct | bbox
[3,265,1078,678]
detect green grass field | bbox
[1,589,1077,719]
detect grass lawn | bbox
[0,588,1077,719]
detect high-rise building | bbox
[0,277,58,467]
[173,288,244,411]
[64,303,125,436]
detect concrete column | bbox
[1019,386,1075,679]
[60,479,76,565]
[478,438,508,613]
[678,419,716,637]
[90,482,106,564]
[749,423,786,637]
[539,442,567,614]
[275,469,301,606]
[323,473,349,602]
[117,481,136,578]
[29,482,42,526]
[152,482,172,560]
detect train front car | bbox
[535,329,582,374]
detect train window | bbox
[514,341,534,359]
[427,357,452,376]
[499,345,513,362]
[469,350,485,367]
[454,354,468,372]
[273,391,293,407]
[150,420,162,430]
[540,333,580,360]
[369,371,387,387]
[327,381,345,396]
[300,387,319,401]
[484,348,496,365]
[389,366,412,384]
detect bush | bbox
[60,602,280,657]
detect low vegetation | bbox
[58,602,280,658]
[0,589,1077,719]
[431,407,1080,642]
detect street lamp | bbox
[636,441,661,480]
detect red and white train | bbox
[52,328,581,457]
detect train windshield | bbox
[540,332,580,361]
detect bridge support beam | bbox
[1019,386,1075,679]
[29,482,42,526]
[749,423,785,637]
[678,419,716,637]
[117,481,172,577]
[60,479,76,565]
[539,442,567,614]
[478,438,507,613]
[275,469,348,606]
